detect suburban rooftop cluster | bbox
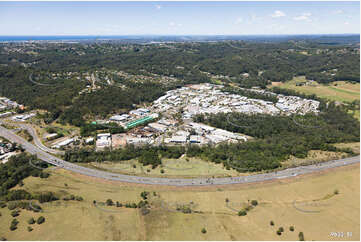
[151,83,319,118]
[92,84,319,150]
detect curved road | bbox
[0,124,359,186]
[14,122,64,155]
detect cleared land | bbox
[271,77,360,103]
[81,157,241,178]
[0,163,359,241]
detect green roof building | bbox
[126,116,154,129]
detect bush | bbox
[251,200,258,206]
[0,202,7,208]
[0,237,6,241]
[28,218,35,224]
[244,205,252,212]
[11,210,20,217]
[11,219,18,226]
[279,227,284,232]
[10,219,18,231]
[299,232,304,241]
[201,228,207,234]
[35,192,58,203]
[290,226,295,231]
[36,216,45,224]
[270,221,274,226]
[160,169,165,174]
[225,198,229,203]
[7,203,17,210]
[27,226,33,232]
[30,204,42,212]
[140,191,149,200]
[75,196,83,201]
[238,210,247,216]
[106,199,114,206]
[334,189,339,195]
[9,224,17,231]
[276,230,282,235]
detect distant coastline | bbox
[0,34,359,43]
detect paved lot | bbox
[0,124,359,186]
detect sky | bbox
[0,1,359,35]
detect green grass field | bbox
[272,77,360,103]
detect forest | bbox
[191,101,359,171]
[0,39,359,128]
[0,153,50,199]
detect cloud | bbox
[271,10,286,18]
[235,17,243,24]
[333,10,344,14]
[155,5,162,10]
[169,22,182,27]
[344,21,350,25]
[293,12,312,22]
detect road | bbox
[14,122,65,155]
[0,124,359,186]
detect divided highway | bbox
[0,124,359,186]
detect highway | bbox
[0,124,359,186]
[14,122,65,155]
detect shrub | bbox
[238,210,247,216]
[11,210,20,217]
[244,205,252,211]
[299,232,304,241]
[75,196,83,201]
[270,221,274,226]
[160,169,165,174]
[28,218,35,224]
[0,237,6,241]
[30,204,42,212]
[11,219,18,226]
[251,200,258,206]
[279,227,284,232]
[132,164,136,168]
[36,216,45,224]
[7,203,17,210]
[225,198,229,203]
[10,219,18,231]
[9,224,17,231]
[334,189,339,195]
[290,226,295,232]
[0,202,7,208]
[27,226,33,232]
[36,192,58,203]
[201,228,207,234]
[140,191,149,200]
[106,199,114,206]
[276,230,282,236]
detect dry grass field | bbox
[81,156,241,178]
[0,162,359,241]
